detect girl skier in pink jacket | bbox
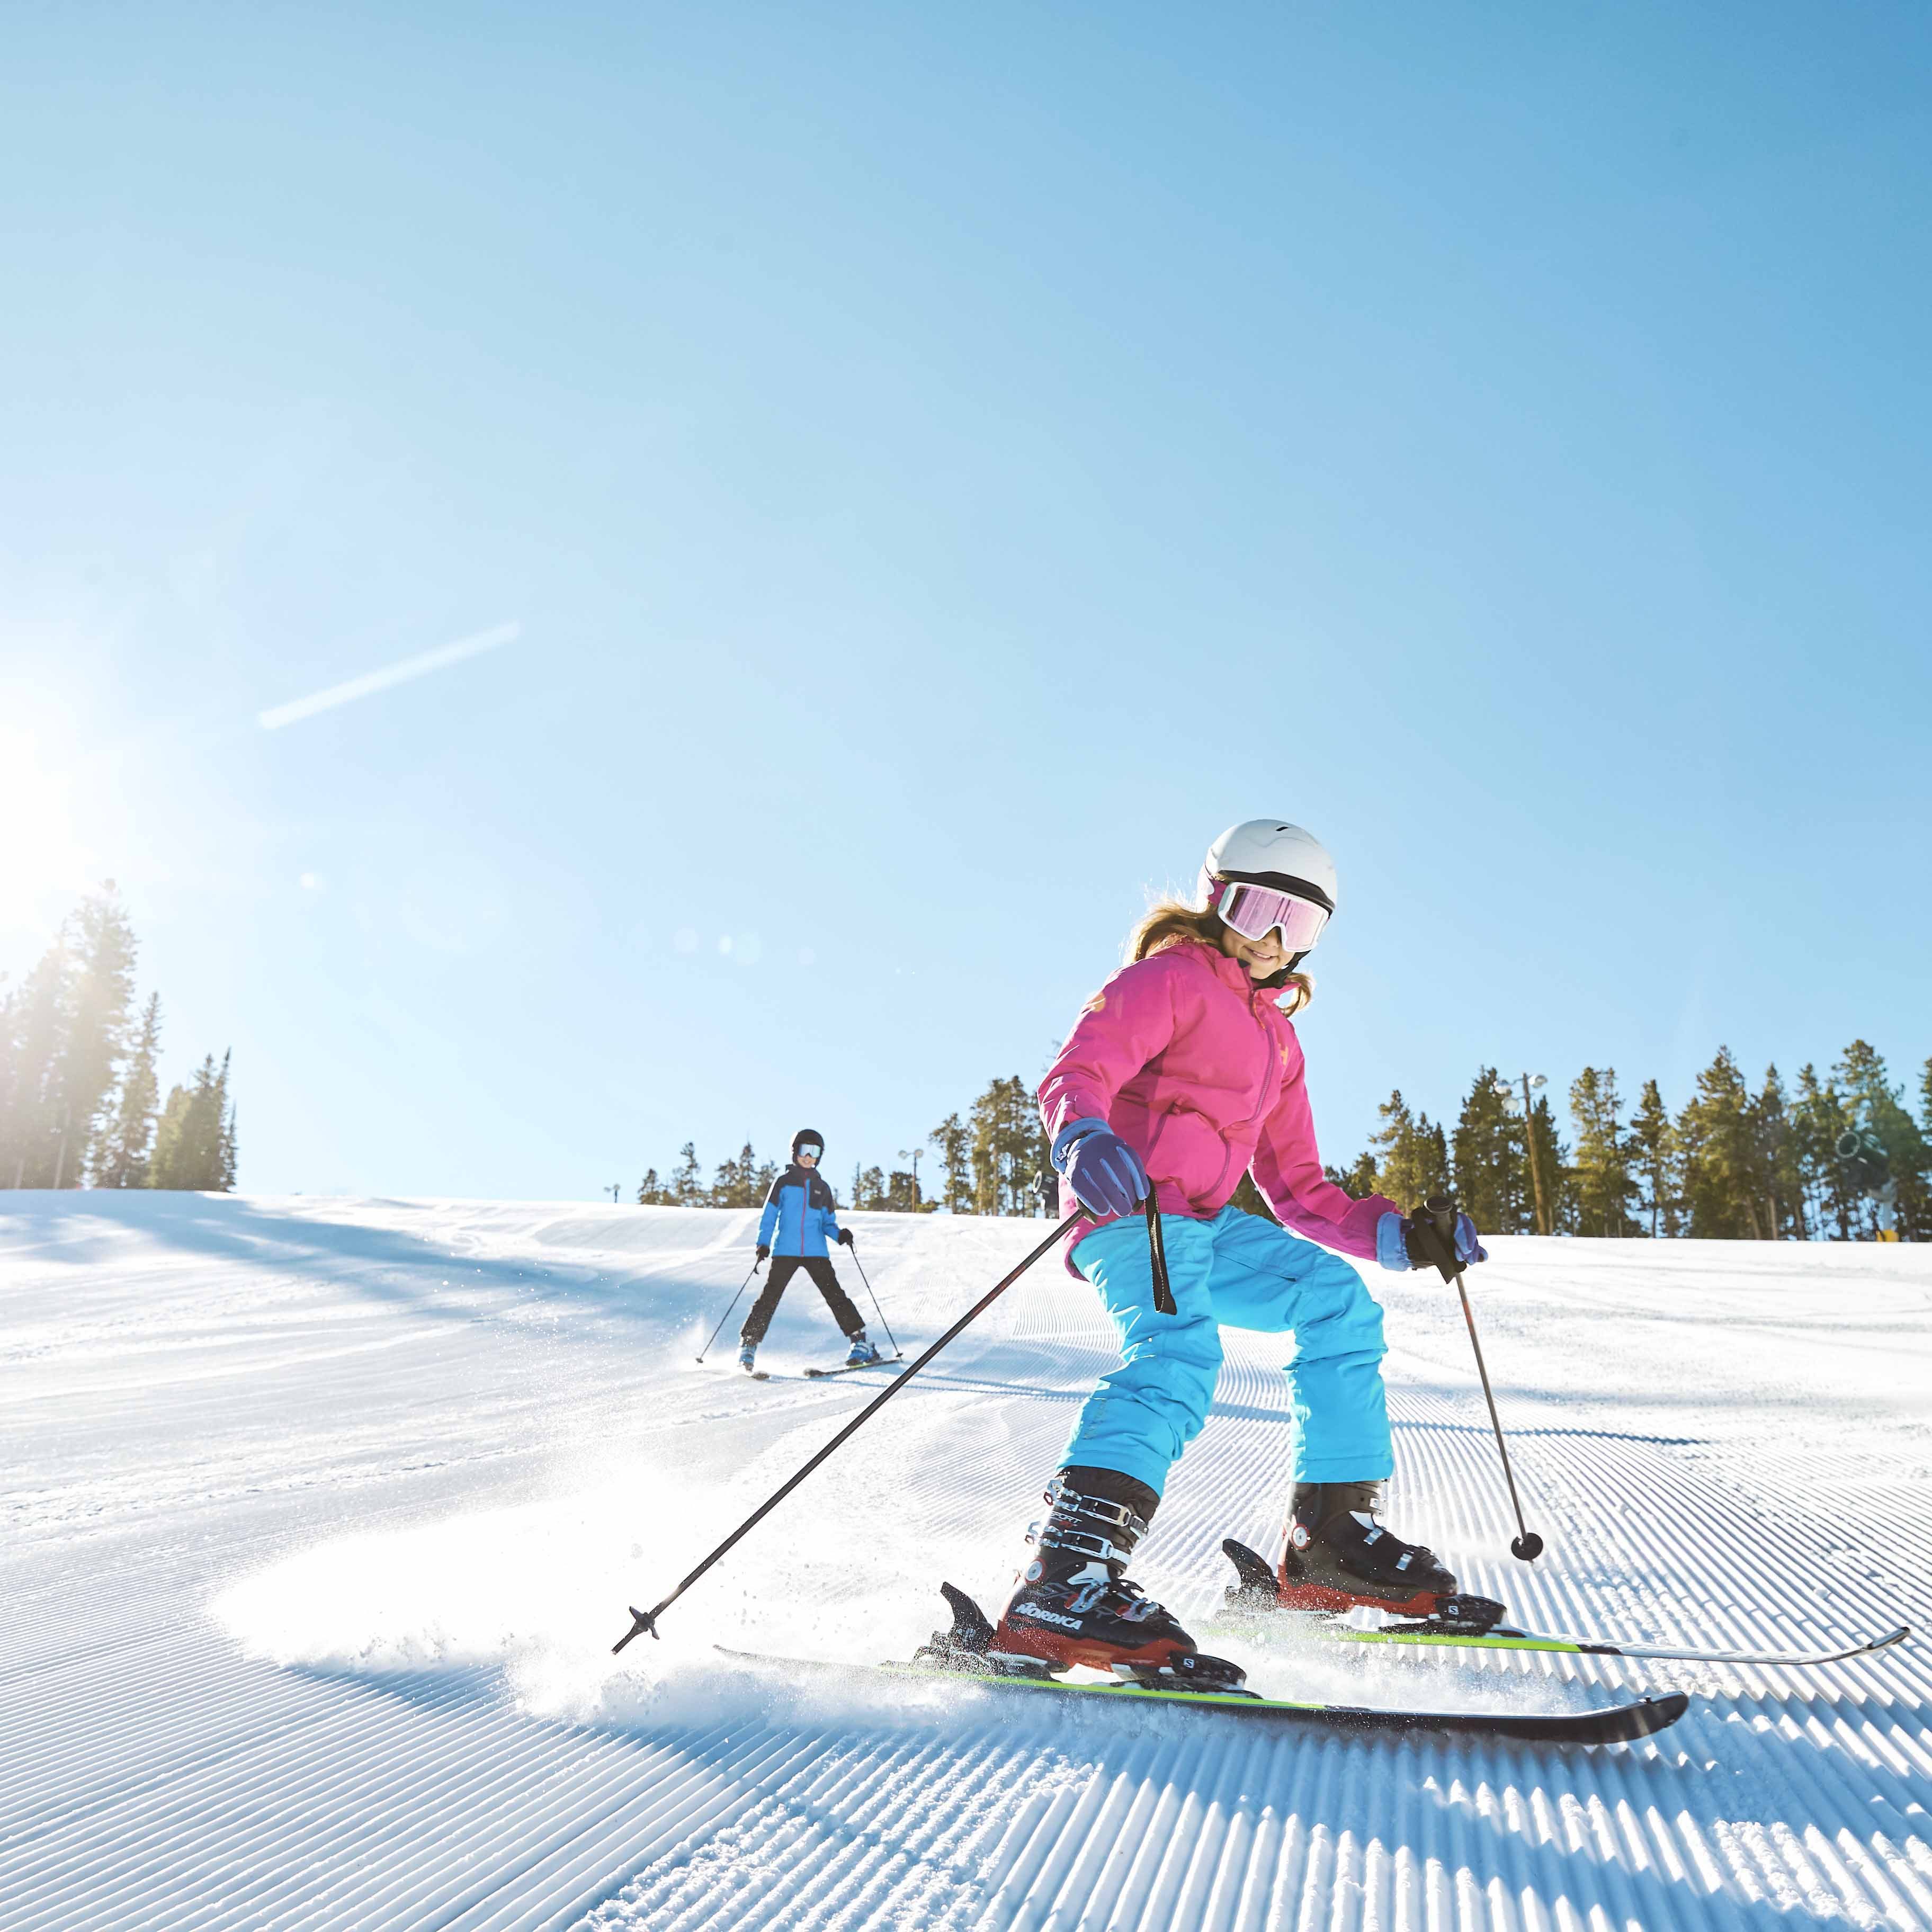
[990,819,1487,1684]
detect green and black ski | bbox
[717,1583,1688,1748]
[1214,1538,1912,1670]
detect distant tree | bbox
[1366,1090,1449,1212]
[1832,1040,1929,1239]
[1921,1057,1932,1138]
[928,1112,972,1214]
[1750,1065,1802,1240]
[851,1165,887,1211]
[635,1167,672,1205]
[884,1169,920,1211]
[50,888,139,1188]
[149,1051,236,1191]
[1627,1078,1679,1237]
[670,1141,705,1206]
[1452,1068,1529,1233]
[971,1076,1048,1215]
[1677,1046,1765,1238]
[710,1140,765,1209]
[95,992,163,1188]
[1791,1064,1853,1239]
[1524,1092,1572,1232]
[1229,1171,1280,1222]
[0,934,70,1188]
[1569,1067,1637,1237]
[1323,1150,1381,1197]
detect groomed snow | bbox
[2,1193,1928,1930]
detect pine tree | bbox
[1792,1064,1853,1239]
[1831,1040,1929,1239]
[149,1051,235,1191]
[217,1053,237,1191]
[928,1112,973,1214]
[0,934,70,1188]
[1366,1091,1450,1211]
[709,1140,764,1209]
[1324,1150,1381,1196]
[970,1076,1049,1215]
[96,992,163,1188]
[1750,1066,1801,1240]
[670,1142,704,1205]
[1524,1093,1572,1232]
[853,1165,887,1211]
[635,1167,669,1205]
[1452,1068,1529,1233]
[1569,1067,1636,1237]
[50,887,138,1188]
[1627,1078,1679,1237]
[1676,1046,1764,1238]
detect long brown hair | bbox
[1124,897,1314,1018]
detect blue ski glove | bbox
[1052,1116,1150,1219]
[837,1228,855,1248]
[1376,1210,1487,1273]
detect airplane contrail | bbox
[257,621,521,730]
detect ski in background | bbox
[1214,1537,1913,1669]
[804,1354,905,1379]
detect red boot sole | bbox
[1271,1576,1444,1620]
[988,1618,1189,1675]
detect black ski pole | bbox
[1421,1193,1544,1562]
[615,1206,1088,1652]
[845,1247,902,1358]
[695,1258,763,1364]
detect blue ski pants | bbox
[1061,1205,1394,1498]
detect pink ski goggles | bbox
[1208,878,1331,951]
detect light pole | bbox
[1495,1074,1551,1235]
[898,1148,923,1210]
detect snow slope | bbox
[2,1192,1928,1930]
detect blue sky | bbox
[3,3,1927,1199]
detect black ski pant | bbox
[741,1255,863,1347]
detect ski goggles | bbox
[1208,877,1331,951]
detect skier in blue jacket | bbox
[739,1129,883,1372]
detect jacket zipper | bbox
[1201,981,1283,1203]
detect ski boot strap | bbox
[1029,1479,1152,1568]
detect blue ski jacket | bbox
[757,1163,844,1257]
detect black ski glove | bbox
[755,1243,770,1262]
[837,1228,855,1248]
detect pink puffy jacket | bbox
[1039,940,1398,1263]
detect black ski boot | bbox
[1243,1480,1500,1632]
[988,1467,1247,1689]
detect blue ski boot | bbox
[845,1331,883,1366]
[738,1341,758,1373]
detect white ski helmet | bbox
[1200,819,1337,966]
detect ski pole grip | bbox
[1420,1193,1464,1284]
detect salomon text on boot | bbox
[990,1468,1249,1690]
[1274,1481,1502,1632]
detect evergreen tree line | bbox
[1326,1042,1931,1241]
[0,887,237,1193]
[636,1075,1055,1217]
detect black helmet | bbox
[791,1128,826,1161]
